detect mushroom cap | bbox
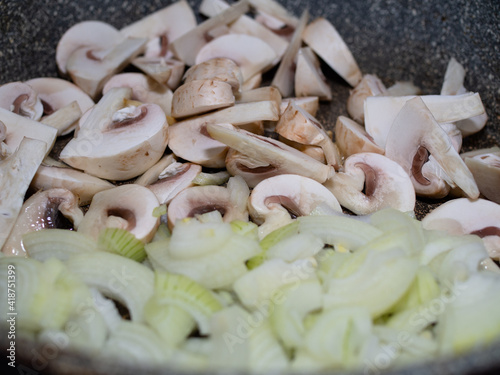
[78,184,160,243]
[346,74,387,124]
[422,198,500,260]
[334,115,384,158]
[183,57,244,93]
[0,81,43,120]
[325,152,416,215]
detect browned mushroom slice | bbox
[462,147,500,204]
[171,79,235,119]
[183,58,243,93]
[294,47,332,101]
[324,152,416,215]
[302,17,362,87]
[2,188,84,257]
[147,162,202,204]
[335,116,384,158]
[0,82,43,120]
[78,184,160,243]
[385,97,479,199]
[132,56,185,90]
[422,198,500,260]
[346,74,387,124]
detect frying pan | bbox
[1,0,500,374]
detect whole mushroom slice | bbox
[294,47,332,101]
[131,56,185,89]
[102,73,173,116]
[346,74,387,124]
[0,82,43,120]
[422,198,500,260]
[335,116,384,158]
[78,184,160,243]
[171,79,235,119]
[248,174,342,238]
[147,162,202,204]
[170,0,250,66]
[302,17,362,87]
[2,188,84,257]
[324,152,416,216]
[60,88,168,181]
[56,20,123,75]
[166,182,248,229]
[385,97,479,199]
[276,102,340,169]
[364,92,486,148]
[207,123,333,184]
[66,36,148,99]
[462,147,500,204]
[195,34,277,82]
[183,58,243,93]
[120,0,197,59]
[30,165,115,206]
[0,138,48,252]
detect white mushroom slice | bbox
[56,20,123,75]
[195,34,277,81]
[385,81,420,96]
[335,116,384,158]
[40,101,82,136]
[184,58,243,93]
[281,96,319,117]
[2,188,84,257]
[78,184,160,242]
[66,37,148,99]
[0,82,43,120]
[440,122,463,153]
[225,148,283,187]
[271,10,308,97]
[235,86,282,108]
[241,73,262,91]
[302,17,362,87]
[347,74,387,124]
[0,138,47,252]
[276,102,340,169]
[132,56,185,89]
[462,147,500,204]
[385,97,479,199]
[171,79,235,118]
[170,0,250,66]
[60,88,168,181]
[0,121,9,159]
[120,0,197,59]
[135,154,177,186]
[30,165,114,206]
[324,152,415,215]
[147,162,202,204]
[248,0,299,28]
[166,184,248,229]
[278,137,325,163]
[422,198,500,260]
[248,174,341,238]
[294,47,332,101]
[0,108,57,156]
[207,124,333,183]
[364,92,486,148]
[102,73,173,116]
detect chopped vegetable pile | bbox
[1,0,500,373]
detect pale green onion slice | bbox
[98,227,146,262]
[266,232,324,262]
[192,171,230,186]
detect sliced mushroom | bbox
[385,81,420,96]
[225,148,284,187]
[78,184,160,243]
[207,124,333,184]
[170,0,250,66]
[462,147,500,204]
[294,47,332,101]
[0,121,9,159]
[171,79,235,119]
[385,97,479,199]
[346,74,387,124]
[147,162,202,204]
[120,0,197,59]
[0,138,48,252]
[135,154,177,186]
[248,174,341,238]
[66,37,148,99]
[335,115,384,158]
[0,82,43,120]
[241,73,263,91]
[324,152,416,215]
[364,92,485,148]
[281,96,319,117]
[302,17,362,87]
[40,101,82,136]
[166,181,248,229]
[131,56,185,89]
[184,58,243,93]
[248,0,299,29]
[276,101,340,169]
[30,165,115,206]
[59,88,168,181]
[278,137,325,163]
[422,198,500,260]
[2,188,84,257]
[235,86,282,107]
[102,72,173,116]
